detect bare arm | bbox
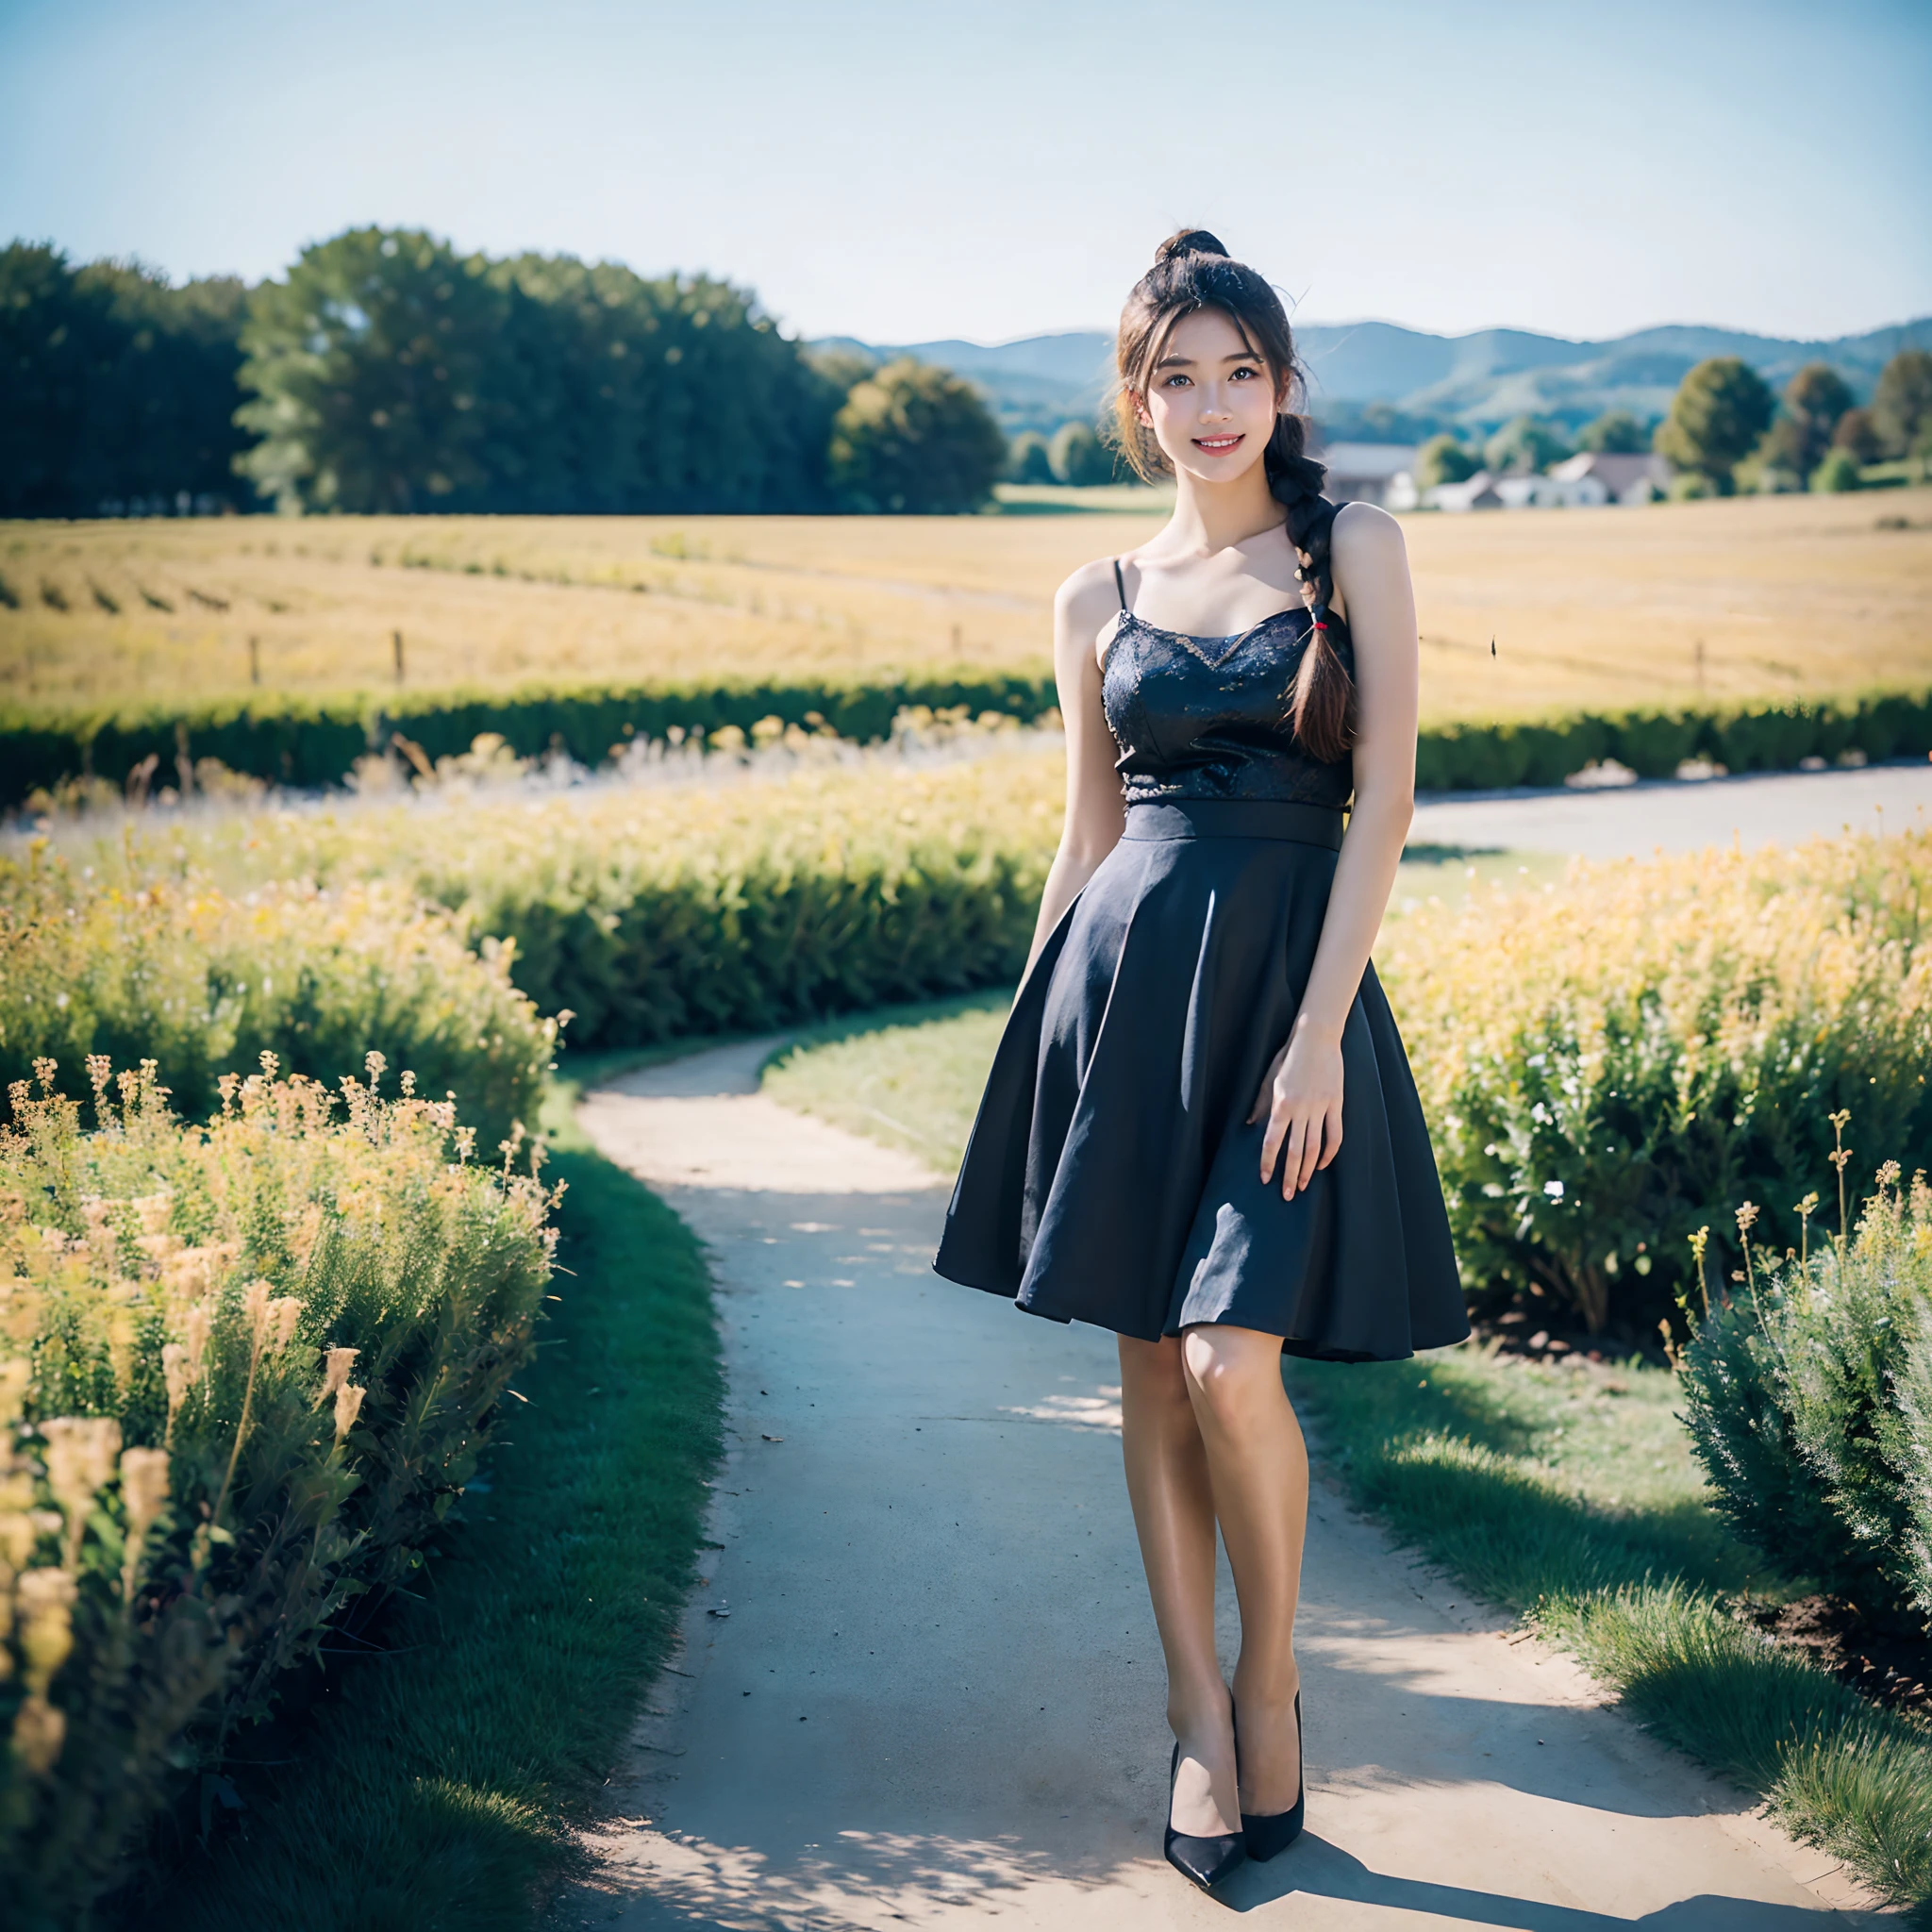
[1022,561,1128,980]
[1249,503,1419,1196]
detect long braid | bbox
[1265,415,1356,763]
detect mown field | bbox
[4,488,1928,721]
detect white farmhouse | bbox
[1316,441,1419,508]
[1547,451,1671,503]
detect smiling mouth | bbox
[1193,434,1243,453]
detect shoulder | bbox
[1329,499,1407,567]
[1054,556,1124,630]
[1329,502,1406,583]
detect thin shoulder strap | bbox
[1111,557,1129,611]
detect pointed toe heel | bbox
[1239,1690,1306,1863]
[1164,1742,1247,1891]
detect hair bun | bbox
[1156,227,1228,266]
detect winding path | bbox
[552,764,1924,1929]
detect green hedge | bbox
[8,677,1929,809]
[1411,686,1932,790]
[0,674,1062,807]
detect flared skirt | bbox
[931,798,1468,1361]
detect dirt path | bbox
[557,1039,1890,1929]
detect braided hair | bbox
[1108,229,1356,763]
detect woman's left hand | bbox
[1247,1023,1344,1200]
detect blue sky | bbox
[2,0,1926,346]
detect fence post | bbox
[393,630,405,685]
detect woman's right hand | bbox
[1247,1019,1344,1201]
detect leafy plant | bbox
[75,753,1068,1054]
[0,842,554,1155]
[1379,830,1932,1335]
[1678,1160,1932,1633]
[0,1057,557,1925]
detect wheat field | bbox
[3,489,1927,721]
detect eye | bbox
[1230,364,1258,380]
[1161,373,1192,389]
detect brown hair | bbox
[1108,228,1355,763]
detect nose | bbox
[1199,386,1234,422]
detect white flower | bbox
[1543,1179,1565,1199]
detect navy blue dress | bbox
[930,547,1468,1362]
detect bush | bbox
[1413,433,1479,490]
[1678,1168,1932,1634]
[1007,432,1056,485]
[1483,414,1571,475]
[1378,830,1932,1337]
[0,673,1066,810]
[828,358,1007,514]
[0,845,554,1156]
[1049,421,1117,487]
[8,676,1930,815]
[1811,449,1864,493]
[0,1058,557,1925]
[75,754,1067,1056]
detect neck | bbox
[1164,456,1283,556]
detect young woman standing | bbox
[932,231,1468,1891]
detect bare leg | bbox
[1180,1324,1308,1816]
[1117,1333,1239,1837]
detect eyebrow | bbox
[1152,349,1263,370]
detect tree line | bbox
[1410,347,1932,496]
[0,230,1008,518]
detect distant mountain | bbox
[818,317,1932,441]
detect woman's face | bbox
[1135,306,1284,487]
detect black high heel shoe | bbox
[1164,1740,1247,1891]
[1238,1690,1305,1862]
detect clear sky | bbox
[3,0,1927,348]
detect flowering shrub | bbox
[0,842,556,1154]
[0,1056,557,1924]
[1678,1167,1932,1632]
[1378,830,1932,1335]
[83,751,1069,1050]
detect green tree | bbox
[1577,408,1650,454]
[1007,431,1056,484]
[237,228,519,513]
[1757,361,1855,483]
[493,252,836,513]
[1413,433,1479,490]
[1655,357,1777,493]
[1483,414,1571,475]
[1872,347,1932,465]
[237,228,837,515]
[828,359,1007,513]
[1049,420,1117,486]
[0,243,249,516]
[1832,406,1882,465]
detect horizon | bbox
[862,312,1928,354]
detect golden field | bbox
[3,487,1927,720]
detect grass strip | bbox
[134,1078,723,1931]
[1286,1351,1932,1920]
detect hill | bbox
[822,317,1932,441]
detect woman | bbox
[932,231,1468,1891]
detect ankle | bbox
[1166,1684,1233,1744]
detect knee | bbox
[1181,1327,1279,1426]
[1120,1335,1192,1418]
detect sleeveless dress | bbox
[930,525,1468,1361]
